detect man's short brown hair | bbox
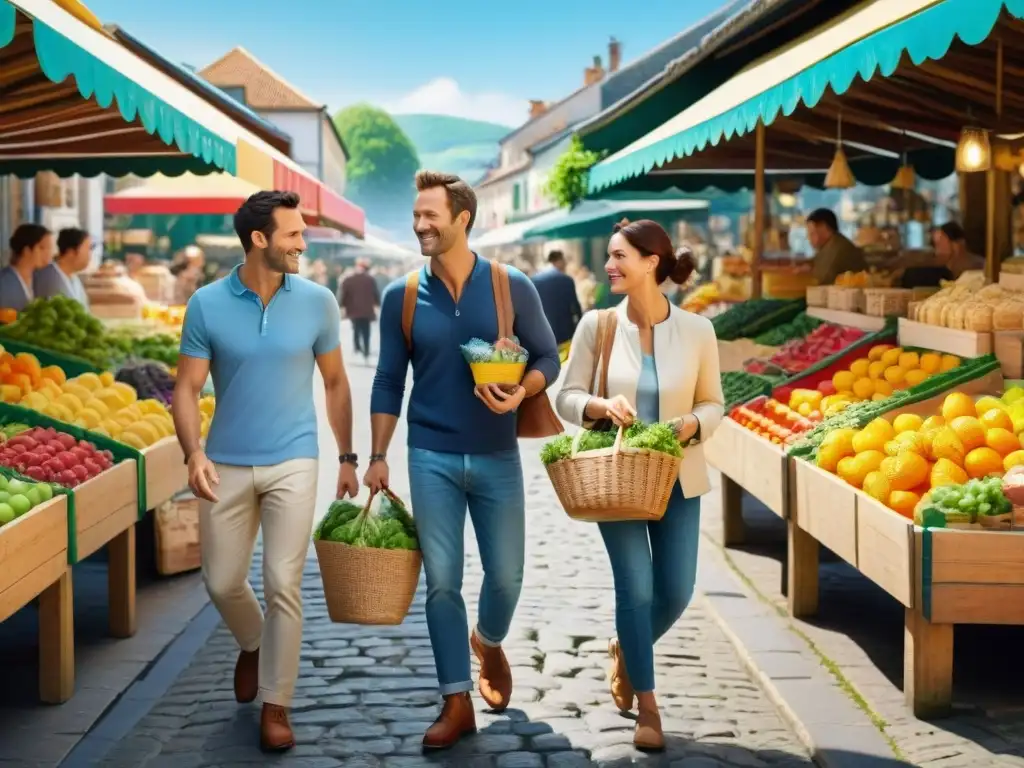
[415,170,477,234]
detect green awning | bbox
[0,0,238,176]
[522,199,709,241]
[589,0,1017,193]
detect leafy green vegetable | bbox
[314,499,362,541]
[711,299,805,341]
[540,421,683,465]
[753,312,822,346]
[317,493,419,550]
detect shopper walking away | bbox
[556,220,724,752]
[532,250,582,363]
[365,171,560,751]
[35,227,91,308]
[172,191,359,753]
[338,258,380,361]
[0,224,53,312]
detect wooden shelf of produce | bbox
[806,306,887,332]
[142,437,188,510]
[73,460,139,638]
[704,419,790,546]
[0,496,73,703]
[898,318,992,358]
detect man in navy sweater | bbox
[366,171,560,750]
[531,250,582,348]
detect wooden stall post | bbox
[985,38,1004,285]
[904,607,953,719]
[721,474,745,547]
[787,520,820,618]
[108,526,136,638]
[38,568,74,704]
[751,121,766,300]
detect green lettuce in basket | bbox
[540,421,683,465]
[314,492,419,550]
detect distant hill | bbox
[392,114,512,185]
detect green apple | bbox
[25,487,41,508]
[0,491,11,505]
[35,483,53,502]
[0,475,8,491]
[0,503,13,525]
[7,479,27,496]
[8,494,31,517]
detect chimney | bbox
[608,37,621,73]
[529,100,547,120]
[584,55,605,87]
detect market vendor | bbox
[806,208,867,285]
[0,223,53,312]
[34,227,91,308]
[933,221,984,278]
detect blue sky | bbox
[87,0,734,127]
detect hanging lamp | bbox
[955,119,991,173]
[890,132,916,190]
[825,114,855,189]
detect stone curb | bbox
[695,539,912,768]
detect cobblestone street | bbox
[99,341,814,768]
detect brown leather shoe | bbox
[634,707,665,752]
[260,704,295,752]
[608,639,635,712]
[422,692,477,750]
[470,631,512,712]
[234,648,259,704]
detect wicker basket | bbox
[313,490,422,625]
[827,286,864,312]
[806,285,829,307]
[863,288,912,318]
[546,426,681,523]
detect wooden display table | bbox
[73,460,139,638]
[898,318,992,358]
[0,496,73,703]
[807,306,887,332]
[142,436,188,510]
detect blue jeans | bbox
[408,447,525,695]
[598,484,700,693]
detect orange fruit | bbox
[832,371,856,393]
[868,361,887,380]
[862,471,891,503]
[849,359,870,378]
[942,392,977,422]
[964,447,1004,479]
[950,416,986,452]
[868,344,893,362]
[904,370,929,388]
[930,458,969,488]
[873,379,893,397]
[898,351,920,370]
[919,353,942,374]
[883,451,930,491]
[921,415,945,431]
[985,427,1020,457]
[940,354,961,372]
[888,490,921,518]
[893,413,923,433]
[883,366,906,386]
[1004,450,1024,471]
[980,408,1014,432]
[884,431,930,458]
[852,418,895,453]
[881,348,903,367]
[929,427,965,465]
[852,378,875,400]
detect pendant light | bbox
[890,131,916,190]
[825,113,855,189]
[955,123,991,173]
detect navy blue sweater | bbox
[371,258,561,454]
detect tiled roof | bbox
[199,47,320,110]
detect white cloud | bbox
[383,78,525,128]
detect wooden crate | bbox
[806,285,829,308]
[994,331,1024,379]
[155,494,201,576]
[703,417,744,482]
[74,459,138,561]
[827,286,863,312]
[898,318,993,358]
[143,437,188,511]
[806,306,886,332]
[855,494,914,607]
[705,419,790,519]
[792,459,858,566]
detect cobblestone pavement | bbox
[99,356,813,767]
[702,487,1024,768]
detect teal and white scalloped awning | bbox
[588,0,1024,194]
[0,0,241,176]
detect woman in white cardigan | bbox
[556,220,724,751]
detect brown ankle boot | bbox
[634,707,664,752]
[470,630,512,712]
[608,639,635,712]
[422,692,477,750]
[260,704,295,752]
[234,648,259,704]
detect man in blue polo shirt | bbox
[365,171,560,751]
[172,191,358,753]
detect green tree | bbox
[544,135,604,208]
[334,104,421,232]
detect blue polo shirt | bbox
[179,265,341,466]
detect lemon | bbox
[143,413,174,438]
[83,398,111,417]
[868,361,887,380]
[20,391,48,410]
[849,359,871,378]
[881,347,904,367]
[868,344,893,362]
[99,371,115,387]
[852,377,875,400]
[54,393,84,414]
[893,413,923,433]
[120,432,147,450]
[62,383,93,403]
[110,382,138,405]
[74,373,103,391]
[77,408,102,429]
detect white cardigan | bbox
[555,300,725,498]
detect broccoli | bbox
[320,495,420,551]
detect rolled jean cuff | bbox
[439,680,473,696]
[260,686,293,708]
[474,626,502,648]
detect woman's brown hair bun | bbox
[670,245,696,285]
[611,218,691,285]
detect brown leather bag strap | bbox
[401,271,420,349]
[589,309,618,399]
[489,261,515,338]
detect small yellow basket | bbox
[469,361,527,386]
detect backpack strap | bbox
[589,309,618,399]
[489,260,514,338]
[401,270,420,350]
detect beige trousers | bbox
[199,458,319,707]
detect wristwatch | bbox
[369,453,387,465]
[339,453,358,467]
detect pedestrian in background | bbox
[532,250,582,363]
[0,224,54,312]
[35,227,91,308]
[365,170,559,751]
[338,258,380,361]
[173,190,359,753]
[555,220,724,752]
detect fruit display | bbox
[730,396,816,445]
[711,299,805,342]
[0,296,130,368]
[682,283,740,314]
[908,272,1024,331]
[0,426,114,488]
[126,334,179,367]
[718,339,780,373]
[746,323,866,375]
[115,361,175,405]
[722,370,776,409]
[0,347,68,403]
[751,313,822,347]
[834,269,895,288]
[0,471,57,527]
[914,477,1014,529]
[788,354,1000,460]
[141,303,186,329]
